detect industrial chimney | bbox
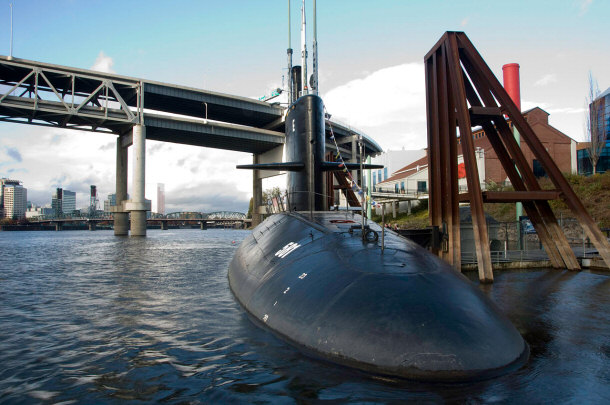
[502,63,521,111]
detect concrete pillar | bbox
[407,200,412,215]
[55,222,62,231]
[252,153,263,227]
[392,201,397,219]
[88,222,96,231]
[114,136,129,236]
[200,221,207,230]
[130,124,147,237]
[161,221,168,230]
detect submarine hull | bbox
[228,211,528,381]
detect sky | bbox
[0,0,608,213]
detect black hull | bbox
[228,212,528,381]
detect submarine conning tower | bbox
[286,94,327,212]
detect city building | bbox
[1,179,27,219]
[51,188,76,217]
[25,204,54,219]
[62,190,76,214]
[52,188,63,217]
[157,183,165,215]
[104,193,116,215]
[365,148,426,191]
[376,149,486,195]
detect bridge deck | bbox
[0,55,383,156]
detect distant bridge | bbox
[164,211,246,220]
[26,216,251,231]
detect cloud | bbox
[91,51,115,73]
[164,181,250,213]
[322,63,427,150]
[522,100,585,115]
[521,100,549,111]
[148,143,166,155]
[534,74,558,87]
[99,142,115,152]
[5,146,22,162]
[579,0,593,15]
[547,107,586,114]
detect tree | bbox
[585,71,608,175]
[246,197,253,219]
[262,187,285,212]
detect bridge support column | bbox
[392,201,397,219]
[407,200,412,215]
[88,222,96,231]
[200,221,207,230]
[126,124,150,237]
[161,221,168,230]
[252,153,263,227]
[55,222,62,231]
[350,139,359,188]
[113,135,129,236]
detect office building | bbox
[1,178,27,219]
[157,183,165,215]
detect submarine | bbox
[229,1,528,381]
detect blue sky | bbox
[1,0,608,212]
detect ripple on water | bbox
[1,230,610,403]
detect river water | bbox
[1,229,609,404]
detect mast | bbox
[9,2,14,60]
[300,0,308,96]
[287,0,293,104]
[312,0,318,95]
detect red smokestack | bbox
[502,63,521,111]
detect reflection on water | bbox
[1,230,609,403]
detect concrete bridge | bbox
[0,56,382,236]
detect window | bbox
[400,181,405,191]
[395,184,399,193]
[532,159,547,178]
[417,181,427,192]
[384,168,388,180]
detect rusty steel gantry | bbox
[424,31,610,283]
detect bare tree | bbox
[585,71,608,175]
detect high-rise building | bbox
[104,193,116,215]
[62,190,76,215]
[1,179,27,219]
[52,188,63,218]
[157,183,165,215]
[51,188,76,217]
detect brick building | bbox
[377,107,577,192]
[472,107,577,183]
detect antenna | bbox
[300,0,308,95]
[312,0,318,95]
[9,2,14,60]
[287,0,293,104]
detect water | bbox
[1,229,609,404]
